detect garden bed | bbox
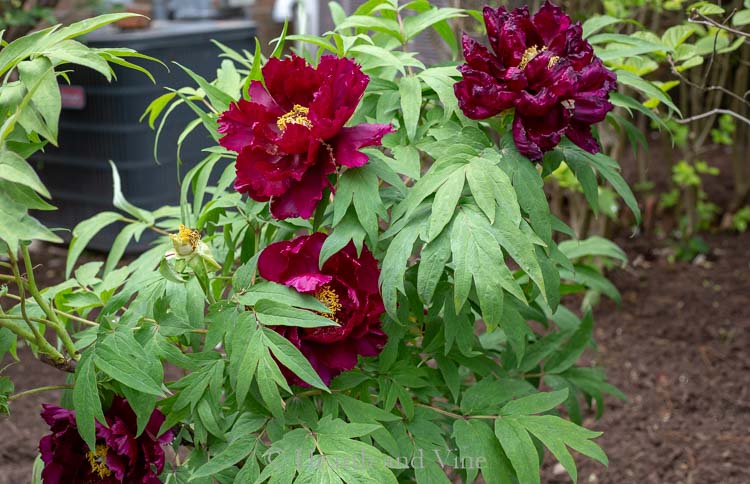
[1,231,749,483]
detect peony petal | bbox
[516,87,560,117]
[248,81,277,109]
[455,67,519,120]
[38,399,171,484]
[512,109,569,161]
[575,59,617,97]
[532,0,571,45]
[262,54,320,110]
[309,56,370,140]
[277,122,316,155]
[316,341,359,371]
[286,273,333,292]
[512,115,543,161]
[570,96,613,124]
[40,462,66,484]
[258,241,293,283]
[259,232,327,284]
[497,6,542,67]
[262,232,385,386]
[234,140,322,200]
[269,154,335,219]
[551,23,593,69]
[218,98,281,153]
[462,34,504,75]
[40,404,75,428]
[482,5,507,56]
[354,328,388,357]
[331,124,394,167]
[566,122,601,154]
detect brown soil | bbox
[2,233,750,483]
[546,231,750,484]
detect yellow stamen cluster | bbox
[169,224,201,256]
[86,445,112,479]
[518,45,545,70]
[175,224,201,248]
[315,285,342,322]
[518,45,559,70]
[277,104,312,132]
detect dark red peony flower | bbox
[258,232,387,385]
[454,1,617,160]
[39,398,173,483]
[218,54,393,219]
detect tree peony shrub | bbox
[1,2,666,483]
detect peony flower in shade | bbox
[454,0,617,160]
[39,398,173,483]
[218,54,393,219]
[258,232,387,385]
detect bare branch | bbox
[689,10,750,39]
[667,54,750,107]
[674,108,750,127]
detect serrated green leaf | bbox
[379,221,420,319]
[349,44,405,75]
[417,228,451,304]
[428,171,464,241]
[319,209,367,266]
[517,414,607,481]
[561,265,621,304]
[191,436,256,480]
[108,161,154,224]
[94,331,163,396]
[453,419,514,484]
[402,7,464,41]
[66,212,123,277]
[120,384,157,437]
[254,299,337,328]
[334,393,401,423]
[263,328,328,390]
[0,148,50,197]
[17,57,60,144]
[73,351,105,450]
[559,144,641,223]
[501,389,569,416]
[494,418,540,484]
[615,69,680,115]
[466,162,497,223]
[558,236,627,263]
[545,311,594,374]
[582,15,622,38]
[229,313,260,405]
[400,75,422,142]
[335,15,403,41]
[237,281,329,312]
[257,428,315,483]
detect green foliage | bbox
[0,12,158,254]
[710,114,736,146]
[0,3,651,483]
[731,207,750,232]
[0,0,55,32]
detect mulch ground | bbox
[1,231,749,483]
[546,231,750,484]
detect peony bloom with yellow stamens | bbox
[38,398,173,483]
[257,232,386,385]
[217,54,393,220]
[454,1,617,160]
